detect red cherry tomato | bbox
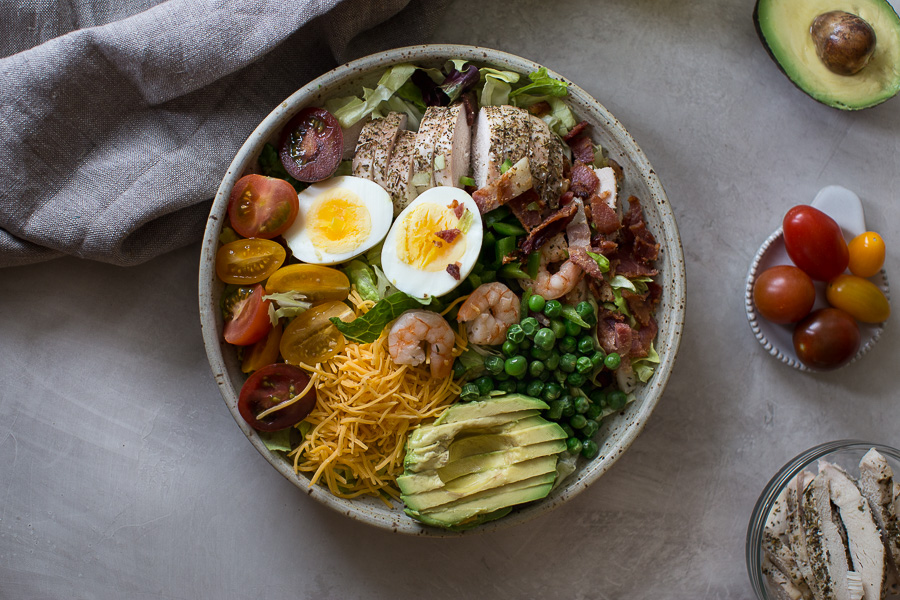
[753,265,816,324]
[782,205,849,281]
[224,285,272,346]
[279,107,343,183]
[228,174,299,239]
[238,364,316,431]
[792,308,860,370]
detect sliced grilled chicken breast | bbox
[764,556,813,600]
[595,166,620,217]
[787,470,822,598]
[859,449,900,579]
[410,106,451,194]
[528,115,565,207]
[432,104,471,188]
[352,112,407,184]
[766,484,814,598]
[802,472,852,600]
[383,131,417,216]
[471,105,532,188]
[821,462,885,600]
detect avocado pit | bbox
[810,10,878,75]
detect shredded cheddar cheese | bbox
[288,289,464,504]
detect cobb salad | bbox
[215,59,663,530]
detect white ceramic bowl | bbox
[198,45,686,535]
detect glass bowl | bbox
[746,440,900,599]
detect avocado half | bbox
[754,0,900,109]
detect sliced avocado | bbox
[754,0,900,109]
[407,409,541,451]
[433,394,549,425]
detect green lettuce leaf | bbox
[631,343,660,383]
[342,260,379,302]
[479,67,520,106]
[329,292,424,343]
[509,67,568,98]
[586,250,610,273]
[328,64,416,128]
[258,429,292,452]
[264,291,312,325]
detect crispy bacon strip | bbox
[506,188,544,232]
[630,317,658,358]
[568,136,594,164]
[519,201,578,256]
[527,101,551,117]
[472,157,533,214]
[446,263,461,280]
[563,120,590,142]
[435,228,461,244]
[590,193,620,234]
[623,196,659,263]
[569,247,605,281]
[569,162,599,198]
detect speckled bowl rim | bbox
[199,44,686,536]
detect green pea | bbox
[452,359,468,379]
[519,338,532,351]
[534,328,556,351]
[502,340,519,357]
[520,316,539,337]
[526,380,545,398]
[498,380,517,393]
[564,319,581,337]
[529,360,545,377]
[538,370,550,382]
[576,356,594,374]
[459,383,480,401]
[494,371,510,382]
[552,370,567,384]
[550,319,566,339]
[559,335,578,354]
[506,323,525,343]
[475,376,494,396]
[505,355,528,377]
[559,353,578,373]
[542,382,562,401]
[581,439,600,459]
[589,388,607,406]
[543,299,562,318]
[561,424,575,438]
[559,396,575,417]
[566,437,582,454]
[484,355,505,375]
[608,390,628,410]
[578,337,595,355]
[545,351,560,371]
[527,294,546,313]
[570,414,588,430]
[559,393,574,405]
[582,420,600,438]
[530,346,551,361]
[516,379,529,394]
[546,399,564,421]
[574,396,591,414]
[576,301,594,320]
[567,372,586,387]
[604,352,621,370]
[589,350,606,368]
[586,404,603,420]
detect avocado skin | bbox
[753,0,900,109]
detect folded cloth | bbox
[0,0,449,267]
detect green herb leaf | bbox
[561,305,590,328]
[499,159,513,174]
[586,250,611,273]
[329,292,425,343]
[459,176,475,187]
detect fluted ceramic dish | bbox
[746,441,900,599]
[745,185,890,372]
[198,45,686,535]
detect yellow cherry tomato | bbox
[241,323,283,373]
[825,274,890,323]
[216,238,286,284]
[848,231,886,278]
[265,264,350,303]
[280,301,355,365]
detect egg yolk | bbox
[395,202,466,272]
[306,189,372,254]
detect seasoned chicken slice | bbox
[528,115,565,208]
[764,556,813,600]
[788,470,822,599]
[383,130,417,216]
[859,449,900,579]
[432,104,471,188]
[821,461,885,600]
[352,112,407,184]
[471,105,532,188]
[802,472,852,600]
[410,106,452,194]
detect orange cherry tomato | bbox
[216,238,286,285]
[241,323,283,373]
[265,264,350,304]
[228,174,299,239]
[848,231,886,278]
[826,274,890,323]
[280,301,355,365]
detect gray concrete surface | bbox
[3,0,900,597]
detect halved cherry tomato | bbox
[279,107,343,183]
[826,274,890,323]
[228,174,299,239]
[216,238,286,285]
[265,264,350,303]
[280,301,355,365]
[238,364,315,431]
[793,308,860,370]
[224,285,272,346]
[848,231,886,278]
[753,265,816,324]
[241,323,283,373]
[783,205,849,281]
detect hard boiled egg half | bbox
[282,175,392,265]
[381,187,483,298]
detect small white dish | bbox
[745,185,890,372]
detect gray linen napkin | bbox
[0,0,449,267]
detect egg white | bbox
[381,187,483,298]
[282,175,393,265]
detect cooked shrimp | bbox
[526,234,583,300]
[456,282,521,345]
[388,310,456,379]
